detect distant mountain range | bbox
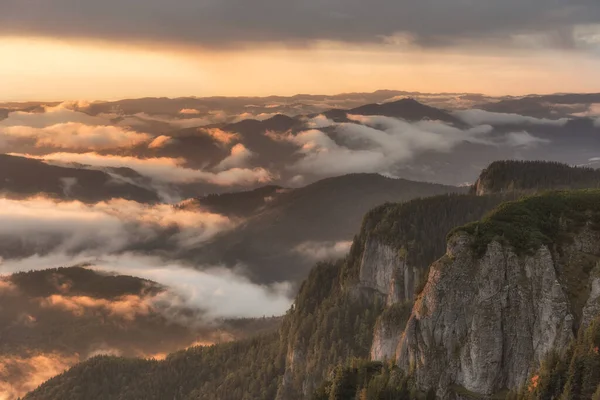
[21,160,600,400]
[0,154,159,203]
[0,267,279,399]
[185,173,463,284]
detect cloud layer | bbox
[1,1,599,50]
[281,115,497,177]
[1,123,150,150]
[13,152,273,187]
[454,109,570,126]
[0,254,293,320]
[0,196,235,256]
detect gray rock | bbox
[397,233,583,398]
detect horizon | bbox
[3,88,600,105]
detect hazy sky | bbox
[2,1,600,100]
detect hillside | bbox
[22,165,600,400]
[0,154,159,203]
[0,267,279,399]
[21,192,503,400]
[473,160,600,195]
[180,185,283,218]
[343,98,465,126]
[189,173,465,284]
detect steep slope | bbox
[1,267,279,400]
[180,185,283,218]
[397,190,600,398]
[517,317,600,400]
[473,160,600,195]
[23,166,600,400]
[24,334,284,400]
[275,194,506,398]
[0,154,159,203]
[20,193,500,400]
[190,174,465,284]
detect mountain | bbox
[343,98,466,126]
[80,91,482,119]
[0,154,160,203]
[397,190,600,398]
[21,161,600,400]
[19,192,504,400]
[0,267,279,399]
[472,160,600,195]
[189,173,465,284]
[479,93,600,119]
[181,185,283,218]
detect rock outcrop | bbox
[358,236,419,305]
[395,223,600,398]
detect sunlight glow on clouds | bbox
[12,152,273,186]
[2,37,600,101]
[1,123,151,150]
[0,196,235,254]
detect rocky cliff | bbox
[392,190,600,398]
[358,237,418,305]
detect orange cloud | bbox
[39,294,152,321]
[0,353,79,400]
[179,108,202,115]
[1,123,151,150]
[11,152,273,186]
[201,128,240,145]
[0,280,16,294]
[148,135,174,149]
[215,143,254,170]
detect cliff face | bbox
[358,236,420,361]
[358,237,419,305]
[278,190,600,399]
[396,225,600,398]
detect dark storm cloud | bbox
[3,0,600,49]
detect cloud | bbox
[0,196,235,256]
[306,115,335,129]
[0,353,79,400]
[0,254,293,321]
[122,112,230,129]
[99,258,293,320]
[571,103,600,118]
[504,131,550,147]
[13,152,273,186]
[284,116,495,177]
[1,122,151,150]
[215,143,254,170]
[39,294,152,321]
[294,241,352,261]
[148,135,174,149]
[124,110,276,130]
[289,129,388,176]
[0,103,107,128]
[201,128,240,145]
[0,279,16,294]
[60,177,78,197]
[233,112,280,121]
[454,109,570,126]
[1,1,599,50]
[179,108,202,115]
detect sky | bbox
[2,0,600,101]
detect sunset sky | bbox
[2,0,600,101]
